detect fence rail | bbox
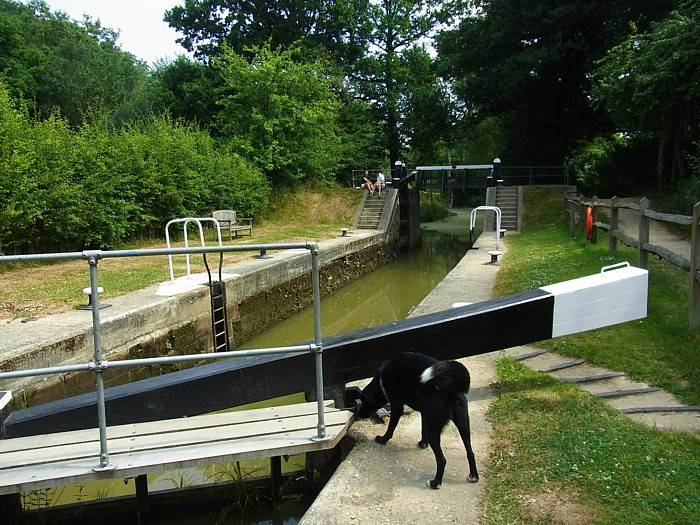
[565,196,700,331]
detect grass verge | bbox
[482,359,700,525]
[493,187,700,406]
[0,187,362,319]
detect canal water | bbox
[24,210,476,523]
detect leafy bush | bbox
[214,44,343,187]
[672,150,700,214]
[420,192,450,222]
[566,134,656,195]
[0,82,268,253]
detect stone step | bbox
[605,391,684,411]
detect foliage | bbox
[484,360,700,524]
[671,153,700,213]
[592,0,700,189]
[0,82,267,253]
[419,191,450,222]
[438,0,675,164]
[354,0,464,167]
[400,46,456,166]
[145,55,222,128]
[165,0,367,68]
[0,0,150,126]
[567,134,630,192]
[214,44,343,187]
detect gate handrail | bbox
[0,241,326,470]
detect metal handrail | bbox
[470,206,502,250]
[165,217,224,282]
[0,242,326,470]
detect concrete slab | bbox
[626,411,700,432]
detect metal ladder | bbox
[203,251,229,352]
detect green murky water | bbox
[241,226,470,349]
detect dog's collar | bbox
[379,375,389,403]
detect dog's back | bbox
[419,360,470,397]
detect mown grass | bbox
[493,187,700,406]
[483,186,700,524]
[482,360,700,525]
[0,187,363,318]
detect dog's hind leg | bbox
[426,430,447,489]
[375,404,403,445]
[418,416,429,449]
[452,395,479,483]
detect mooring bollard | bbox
[340,228,348,237]
[78,287,111,310]
[255,249,272,259]
[488,250,502,264]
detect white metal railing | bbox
[470,206,502,250]
[165,217,224,282]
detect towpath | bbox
[301,219,504,524]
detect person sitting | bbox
[375,172,385,195]
[361,171,375,195]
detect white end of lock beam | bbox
[541,263,648,337]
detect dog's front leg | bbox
[375,404,403,444]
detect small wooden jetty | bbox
[0,401,352,496]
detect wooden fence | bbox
[565,195,700,331]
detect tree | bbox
[165,0,367,67]
[592,1,700,190]
[438,0,674,164]
[0,0,150,126]
[354,0,463,167]
[214,44,344,186]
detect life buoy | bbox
[585,206,593,240]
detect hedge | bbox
[0,83,269,253]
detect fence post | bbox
[591,195,598,244]
[690,202,700,331]
[569,199,576,238]
[579,197,587,239]
[638,197,650,269]
[609,196,618,257]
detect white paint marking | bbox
[541,266,648,337]
[420,366,434,384]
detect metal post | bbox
[88,254,113,471]
[310,247,326,440]
[638,197,650,269]
[609,196,618,257]
[689,202,700,331]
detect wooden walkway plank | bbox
[0,402,353,496]
[0,411,347,470]
[0,401,334,454]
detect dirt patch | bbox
[521,488,594,525]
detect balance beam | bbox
[2,265,647,438]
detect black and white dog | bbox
[357,352,478,489]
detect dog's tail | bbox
[420,360,470,395]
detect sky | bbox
[44,1,188,65]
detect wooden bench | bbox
[212,210,253,240]
[0,401,352,496]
